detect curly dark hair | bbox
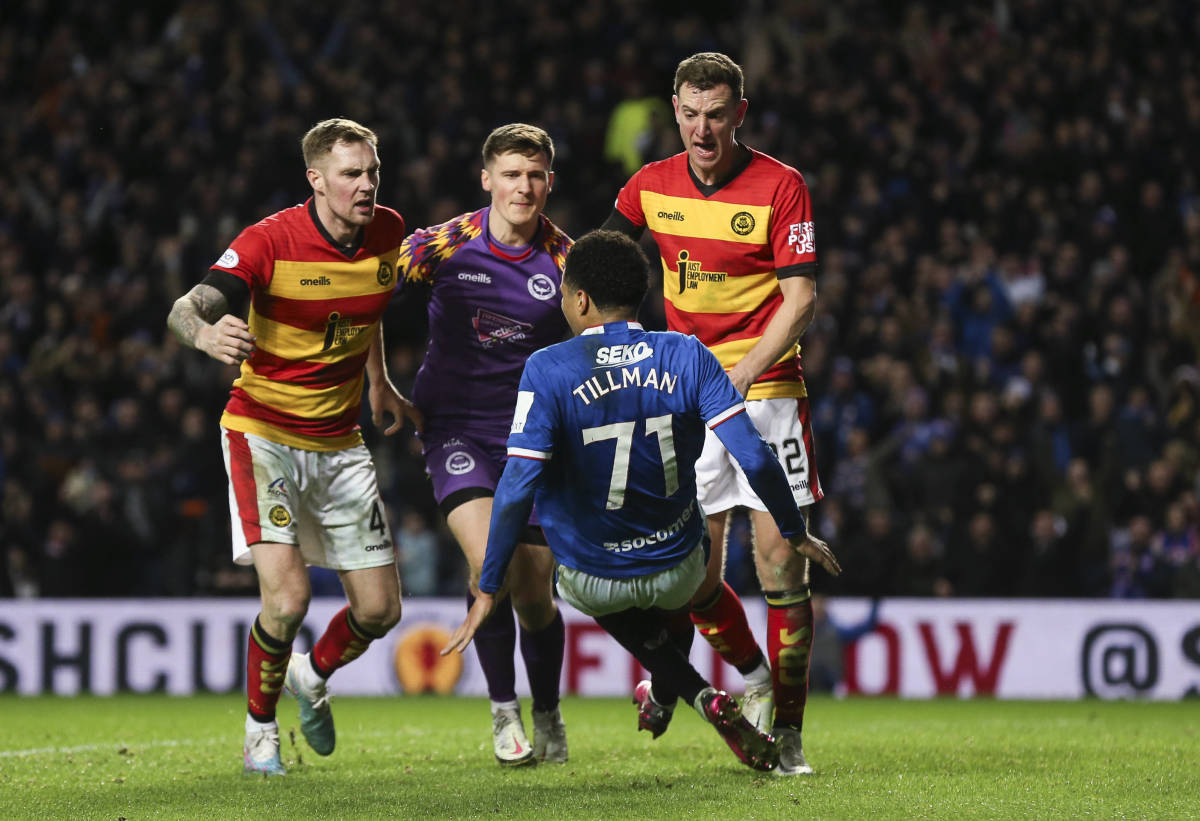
[562,230,650,312]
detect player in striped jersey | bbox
[168,118,420,776]
[602,53,830,774]
[441,230,839,772]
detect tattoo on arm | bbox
[167,283,228,348]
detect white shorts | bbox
[555,543,706,617]
[695,396,822,515]
[220,428,395,571]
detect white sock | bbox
[491,699,520,716]
[744,659,772,691]
[298,652,325,688]
[246,713,276,733]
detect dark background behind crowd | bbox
[1,0,1197,601]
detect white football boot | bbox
[492,705,535,766]
[532,706,569,764]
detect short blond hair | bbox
[301,118,378,168]
[481,123,555,168]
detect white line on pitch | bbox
[0,727,432,758]
[0,737,225,758]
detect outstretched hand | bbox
[441,592,496,655]
[790,532,842,576]
[369,381,424,435]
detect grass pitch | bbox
[0,694,1196,819]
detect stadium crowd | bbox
[1,0,1197,600]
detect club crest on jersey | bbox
[527,273,557,301]
[473,309,533,347]
[731,211,756,236]
[593,341,654,368]
[268,505,292,528]
[675,250,727,294]
[445,451,476,476]
[377,261,395,287]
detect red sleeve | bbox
[210,223,275,291]
[770,169,817,275]
[614,167,649,227]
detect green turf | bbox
[0,695,1196,819]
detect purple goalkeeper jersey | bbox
[397,207,572,438]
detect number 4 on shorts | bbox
[369,502,386,535]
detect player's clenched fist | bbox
[198,314,256,365]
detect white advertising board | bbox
[0,598,1196,699]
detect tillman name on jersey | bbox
[571,365,679,406]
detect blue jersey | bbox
[479,321,806,592]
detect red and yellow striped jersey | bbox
[614,149,817,400]
[211,199,405,450]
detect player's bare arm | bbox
[166,283,256,366]
[726,275,816,396]
[788,532,841,577]
[365,326,423,435]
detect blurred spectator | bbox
[0,0,1197,599]
[944,511,1011,597]
[808,595,881,694]
[811,356,876,463]
[1053,459,1114,596]
[1110,516,1172,599]
[829,505,900,597]
[893,521,950,598]
[1015,510,1072,597]
[396,510,439,598]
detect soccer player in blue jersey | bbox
[443,230,841,773]
[383,124,571,766]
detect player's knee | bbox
[757,549,808,588]
[512,593,555,631]
[262,594,309,632]
[353,597,402,634]
[511,574,555,627]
